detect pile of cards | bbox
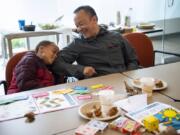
[75,120,108,135]
[72,84,113,95]
[109,116,141,134]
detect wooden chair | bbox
[0,51,66,95]
[123,32,154,67]
[0,51,27,94]
[123,32,180,68]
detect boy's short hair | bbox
[74,5,98,21]
[35,40,57,53]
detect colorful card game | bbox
[0,90,79,122]
[75,120,108,135]
[87,120,108,131]
[121,119,141,133]
[75,125,99,135]
[0,94,38,122]
[33,91,78,113]
[109,116,128,130]
[126,102,179,125]
[154,108,180,130]
[109,116,141,134]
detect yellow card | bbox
[90,84,104,89]
[52,89,73,94]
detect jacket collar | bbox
[80,26,108,42]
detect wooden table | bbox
[123,62,180,101]
[109,26,163,34]
[136,27,163,34]
[54,91,179,135]
[0,72,179,135]
[0,73,128,135]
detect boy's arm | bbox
[15,60,44,91]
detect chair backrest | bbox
[123,32,154,68]
[5,51,27,89]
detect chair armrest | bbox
[0,80,7,94]
[154,50,180,64]
[154,50,180,57]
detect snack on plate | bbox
[86,111,94,118]
[108,107,118,116]
[94,108,102,117]
[85,104,119,118]
[85,105,102,118]
[155,80,164,88]
[133,79,141,85]
[93,105,102,117]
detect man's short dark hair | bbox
[74,5,98,21]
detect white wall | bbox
[57,0,179,26]
[0,0,59,29]
[57,0,180,34]
[57,0,133,27]
[0,0,179,30]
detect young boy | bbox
[7,40,59,94]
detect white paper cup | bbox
[99,90,114,116]
[141,78,154,97]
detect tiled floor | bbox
[0,33,180,96]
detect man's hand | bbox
[83,66,96,77]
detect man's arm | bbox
[53,41,95,79]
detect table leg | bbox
[7,39,13,58]
[1,37,8,59]
[56,34,59,44]
[66,35,70,44]
[26,37,30,50]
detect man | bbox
[52,5,138,79]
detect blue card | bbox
[73,86,88,91]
